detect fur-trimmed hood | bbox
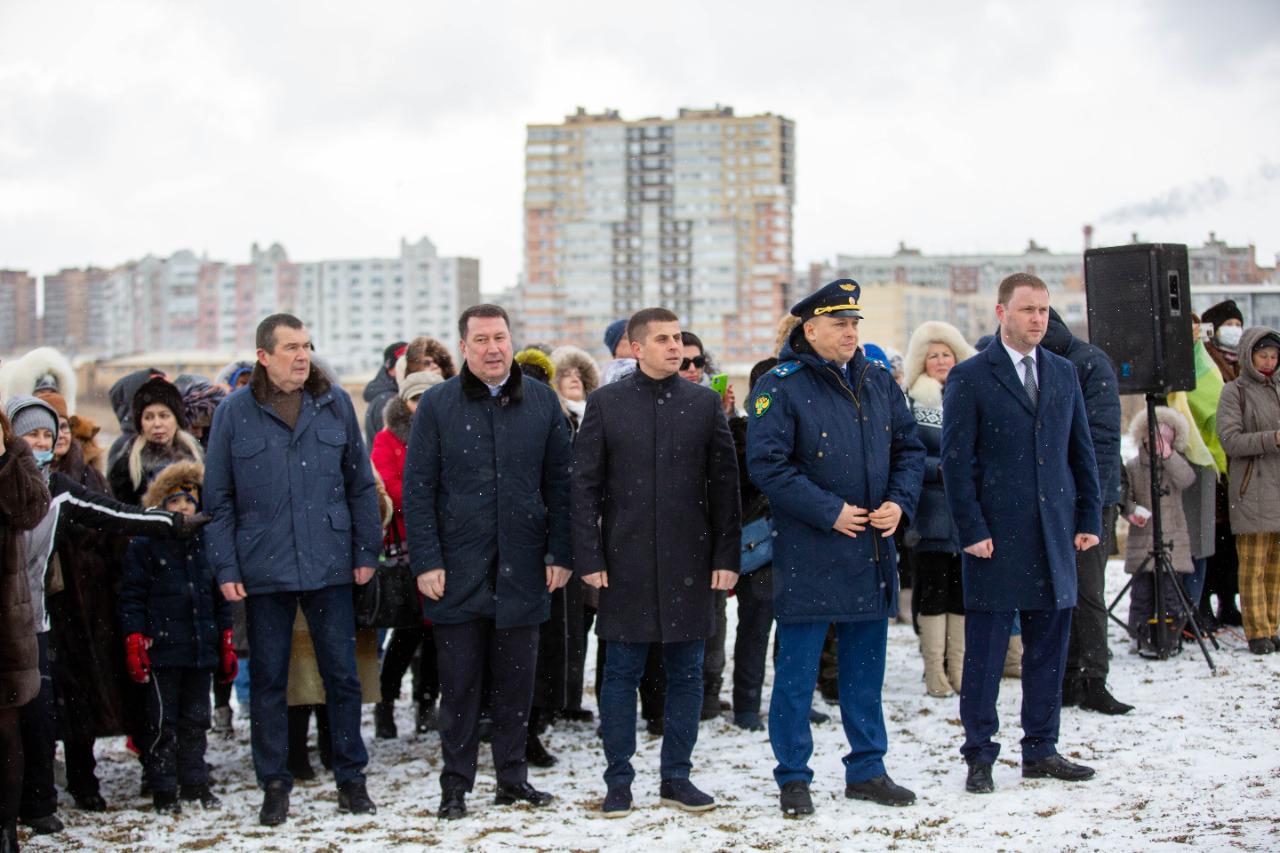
[141,459,204,509]
[0,347,77,414]
[1128,405,1189,451]
[215,360,255,389]
[904,321,976,392]
[550,345,601,397]
[382,395,414,445]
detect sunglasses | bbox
[680,355,706,371]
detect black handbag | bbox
[354,524,422,629]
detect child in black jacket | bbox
[119,461,236,814]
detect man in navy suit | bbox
[941,273,1102,794]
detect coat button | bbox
[817,451,823,458]
[1038,457,1045,465]
[821,432,828,438]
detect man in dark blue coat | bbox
[1040,309,1132,716]
[747,280,925,816]
[941,274,1102,795]
[204,314,382,825]
[402,304,572,820]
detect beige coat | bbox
[286,607,381,706]
[1123,406,1195,574]
[1216,326,1280,535]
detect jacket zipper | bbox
[823,362,881,561]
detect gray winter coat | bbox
[1216,326,1280,535]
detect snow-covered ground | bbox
[25,559,1280,852]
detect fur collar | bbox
[250,362,331,404]
[460,361,524,404]
[907,374,944,410]
[382,396,414,444]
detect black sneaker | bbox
[153,790,181,815]
[374,701,398,739]
[1248,638,1275,655]
[1022,754,1095,781]
[965,763,994,794]
[845,773,915,806]
[21,814,64,834]
[438,784,466,820]
[526,732,558,768]
[494,781,554,807]
[779,780,814,817]
[602,785,632,818]
[259,780,289,826]
[659,778,715,812]
[1078,679,1133,715]
[337,779,377,814]
[179,785,221,809]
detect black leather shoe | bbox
[845,773,915,806]
[526,732,558,768]
[72,792,108,812]
[1079,679,1133,715]
[659,778,715,812]
[259,780,290,826]
[495,781,554,807]
[374,701,398,739]
[965,763,994,794]
[337,780,377,815]
[179,785,221,808]
[602,785,632,818]
[808,708,831,725]
[779,780,814,817]
[699,694,721,721]
[1022,754,1095,781]
[559,707,594,723]
[1248,638,1275,655]
[21,814,64,834]
[438,785,467,820]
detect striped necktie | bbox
[1022,355,1038,407]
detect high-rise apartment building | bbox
[0,270,39,352]
[522,106,795,362]
[40,267,110,353]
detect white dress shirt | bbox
[1001,338,1038,386]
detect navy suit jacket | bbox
[941,340,1102,612]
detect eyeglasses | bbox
[680,355,706,371]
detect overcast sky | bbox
[2,0,1278,293]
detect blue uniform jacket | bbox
[119,534,232,669]
[940,341,1102,612]
[402,364,573,629]
[202,365,382,595]
[746,340,925,624]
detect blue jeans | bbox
[961,608,1070,766]
[599,639,703,788]
[769,619,888,787]
[234,658,251,711]
[1182,557,1208,613]
[246,584,368,789]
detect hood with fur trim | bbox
[903,321,976,392]
[549,345,601,398]
[0,347,78,415]
[141,459,204,509]
[1127,405,1189,451]
[382,395,415,445]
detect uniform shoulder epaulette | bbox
[769,360,804,378]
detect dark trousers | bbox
[18,632,56,821]
[703,592,728,701]
[379,625,439,704]
[593,631,666,723]
[914,551,965,616]
[0,708,21,824]
[769,619,888,787]
[433,619,538,791]
[1067,505,1117,681]
[64,738,99,799]
[732,566,774,716]
[144,666,212,793]
[1204,481,1240,616]
[600,639,703,788]
[961,608,1071,766]
[1182,557,1209,613]
[246,584,367,789]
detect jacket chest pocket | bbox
[231,437,271,488]
[315,428,348,478]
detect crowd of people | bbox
[0,276,1277,848]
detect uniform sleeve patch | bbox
[753,392,774,418]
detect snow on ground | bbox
[25,560,1280,852]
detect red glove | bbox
[219,629,238,685]
[125,633,152,684]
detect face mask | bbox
[33,449,54,468]
[1216,325,1243,350]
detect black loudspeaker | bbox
[1085,243,1195,395]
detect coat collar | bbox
[984,339,1039,415]
[249,362,331,404]
[460,361,525,404]
[631,367,681,393]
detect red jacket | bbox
[371,427,407,544]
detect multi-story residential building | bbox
[40,267,111,354]
[0,269,39,353]
[522,105,795,362]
